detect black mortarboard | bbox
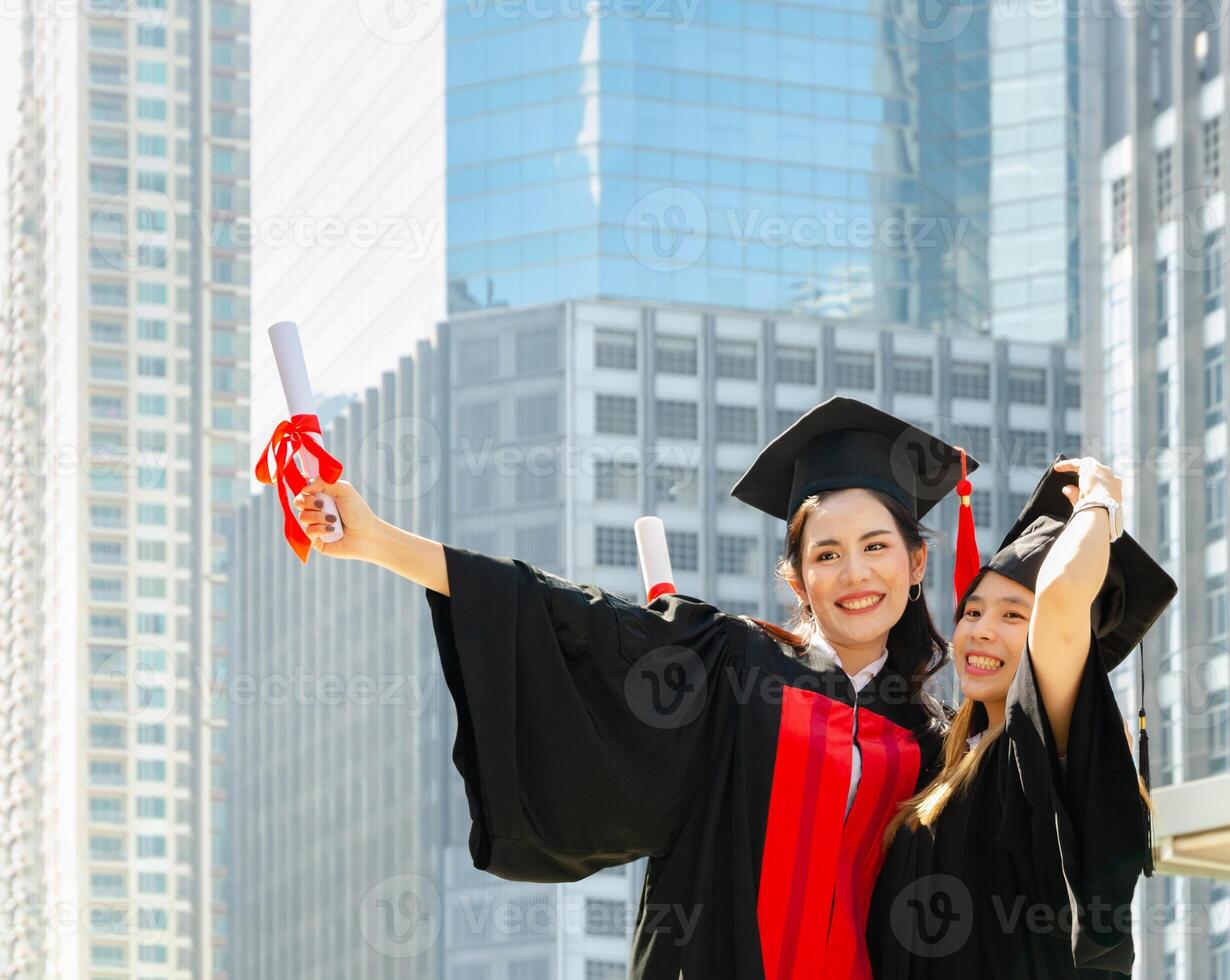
[971,452,1177,673]
[729,396,980,524]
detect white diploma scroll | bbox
[634,516,675,603]
[267,320,344,544]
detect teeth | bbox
[837,595,883,610]
[966,655,1003,670]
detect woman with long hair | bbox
[866,455,1177,978]
[290,395,971,979]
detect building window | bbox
[1007,366,1047,405]
[1064,369,1080,410]
[595,526,638,567]
[715,338,757,380]
[594,458,638,502]
[90,280,127,308]
[1209,688,1229,776]
[584,898,630,938]
[1207,458,1226,537]
[1204,229,1225,312]
[514,393,558,439]
[654,465,698,508]
[1157,481,1172,561]
[1205,344,1225,427]
[89,164,128,195]
[666,530,699,571]
[514,468,557,504]
[776,344,816,385]
[595,394,637,436]
[892,355,933,396]
[1157,369,1171,449]
[656,399,698,440]
[515,326,559,376]
[458,336,497,383]
[1204,116,1222,188]
[584,962,627,980]
[509,960,550,980]
[1111,177,1129,253]
[835,349,875,389]
[89,796,124,824]
[716,468,744,507]
[716,404,758,443]
[1156,146,1173,212]
[655,333,697,375]
[1009,428,1048,465]
[1156,257,1170,337]
[595,327,636,370]
[952,360,990,400]
[458,400,498,444]
[717,534,757,575]
[964,424,991,461]
[1207,574,1227,643]
[515,525,559,570]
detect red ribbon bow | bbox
[254,413,343,563]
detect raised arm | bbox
[291,477,450,596]
[1026,458,1118,755]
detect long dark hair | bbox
[747,487,949,728]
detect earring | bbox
[908,581,922,601]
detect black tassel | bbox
[1138,642,1155,877]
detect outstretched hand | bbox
[291,478,384,560]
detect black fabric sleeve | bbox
[995,629,1149,974]
[424,544,735,883]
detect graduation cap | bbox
[973,452,1177,673]
[966,452,1178,877]
[730,396,981,524]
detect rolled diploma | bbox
[635,516,675,603]
[268,320,344,543]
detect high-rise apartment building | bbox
[0,0,251,975]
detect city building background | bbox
[0,0,1227,978]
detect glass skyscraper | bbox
[444,0,990,329]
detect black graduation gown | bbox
[424,544,946,980]
[866,630,1150,979]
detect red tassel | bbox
[953,447,980,606]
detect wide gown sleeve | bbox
[995,629,1149,974]
[424,543,735,883]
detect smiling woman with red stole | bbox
[291,396,976,979]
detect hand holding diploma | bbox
[254,320,346,563]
